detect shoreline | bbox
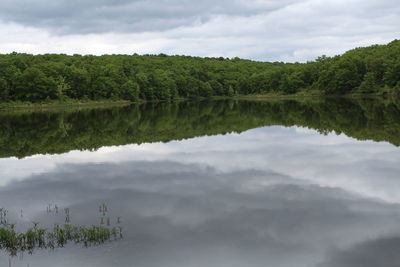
[0,93,397,112]
[0,99,134,112]
[231,92,396,100]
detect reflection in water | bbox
[1,99,400,266]
[1,98,400,159]
[2,159,400,267]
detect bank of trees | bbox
[0,40,399,102]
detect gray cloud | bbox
[0,0,399,60]
[318,237,400,267]
[0,0,293,35]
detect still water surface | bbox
[1,99,400,267]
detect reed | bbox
[0,206,123,257]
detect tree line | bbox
[0,40,399,102]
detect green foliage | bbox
[121,80,140,101]
[0,77,9,101]
[1,98,400,159]
[0,40,399,102]
[0,223,121,256]
[199,81,213,97]
[227,85,235,96]
[358,72,379,93]
[149,69,177,100]
[15,67,57,101]
[55,76,71,99]
[0,206,122,257]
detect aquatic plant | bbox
[1,224,122,256]
[0,206,123,257]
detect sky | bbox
[0,0,399,61]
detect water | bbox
[1,98,400,267]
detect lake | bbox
[1,98,400,267]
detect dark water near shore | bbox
[1,98,400,267]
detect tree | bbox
[227,85,235,97]
[55,77,71,99]
[136,72,151,100]
[1,40,400,103]
[281,71,305,94]
[149,70,177,100]
[199,82,213,97]
[358,72,378,93]
[317,57,362,95]
[15,67,57,101]
[209,80,223,95]
[0,78,9,101]
[65,66,90,98]
[121,80,140,101]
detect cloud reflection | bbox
[2,125,400,203]
[1,158,400,267]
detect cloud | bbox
[318,237,400,267]
[0,0,293,35]
[0,0,399,61]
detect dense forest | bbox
[0,40,399,102]
[1,98,400,159]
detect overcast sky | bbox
[0,0,399,61]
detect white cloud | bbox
[0,0,399,61]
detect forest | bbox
[0,40,399,102]
[1,98,400,159]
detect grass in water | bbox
[0,207,123,257]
